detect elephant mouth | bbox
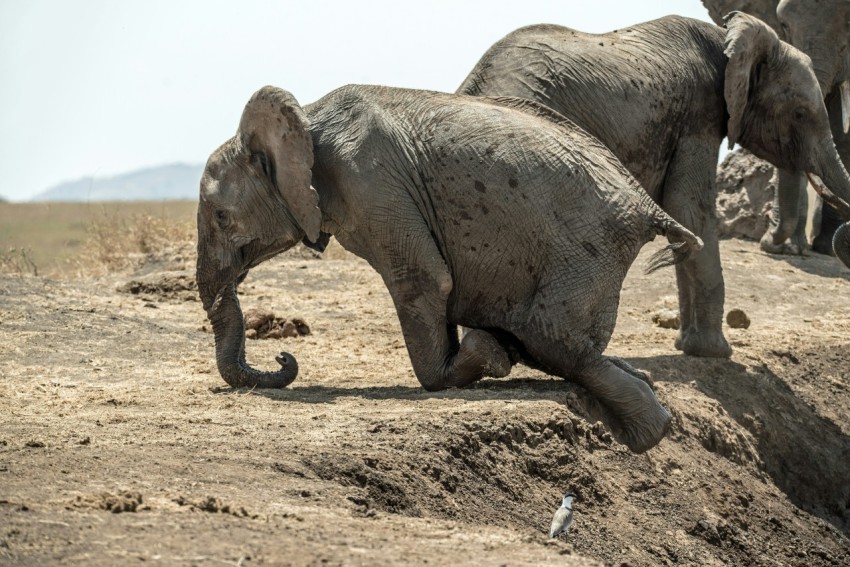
[201,239,297,313]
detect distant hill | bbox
[32,163,204,202]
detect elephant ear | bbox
[724,11,780,148]
[237,85,322,242]
[702,0,781,30]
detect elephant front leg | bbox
[375,213,512,391]
[390,283,511,391]
[760,169,808,255]
[578,357,671,453]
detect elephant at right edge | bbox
[458,11,850,360]
[702,0,850,258]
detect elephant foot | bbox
[452,329,512,382]
[789,233,809,255]
[581,359,672,453]
[759,230,805,255]
[675,329,732,358]
[811,232,836,256]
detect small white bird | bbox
[549,491,576,539]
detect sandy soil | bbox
[1,238,849,566]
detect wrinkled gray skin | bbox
[196,84,706,453]
[458,12,850,359]
[703,0,850,258]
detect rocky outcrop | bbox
[715,149,777,241]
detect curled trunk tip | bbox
[208,283,300,389]
[834,222,850,270]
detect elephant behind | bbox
[458,12,850,360]
[702,0,850,259]
[196,85,705,453]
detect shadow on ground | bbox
[212,375,574,404]
[629,352,850,535]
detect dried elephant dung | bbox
[652,308,681,330]
[726,308,751,329]
[243,307,310,340]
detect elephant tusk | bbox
[842,80,850,134]
[807,173,850,221]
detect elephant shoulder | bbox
[307,85,391,159]
[502,23,576,41]
[641,14,723,40]
[476,23,580,60]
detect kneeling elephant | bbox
[196,85,704,453]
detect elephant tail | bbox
[645,220,704,274]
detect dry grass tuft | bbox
[78,212,196,276]
[0,247,39,276]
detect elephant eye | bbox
[215,209,230,228]
[792,107,808,122]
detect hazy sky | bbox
[0,1,710,201]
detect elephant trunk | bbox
[834,222,850,269]
[206,282,299,389]
[806,173,850,269]
[812,137,850,207]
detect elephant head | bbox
[703,0,850,102]
[724,12,850,266]
[775,0,850,106]
[196,86,322,388]
[702,0,782,30]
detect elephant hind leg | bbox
[578,356,671,453]
[661,135,730,358]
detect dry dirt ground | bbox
[1,238,849,566]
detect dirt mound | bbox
[118,270,197,302]
[715,148,777,240]
[305,414,609,522]
[73,491,144,514]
